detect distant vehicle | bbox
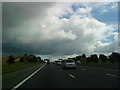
[44,59,50,64]
[51,61,55,64]
[76,60,81,64]
[56,61,62,65]
[62,60,65,63]
[63,59,76,69]
[47,60,50,64]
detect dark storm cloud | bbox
[3,2,53,30]
[2,2,55,56]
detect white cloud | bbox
[2,0,120,2]
[76,7,92,14]
[99,2,118,14]
[111,2,118,8]
[94,39,118,54]
[3,2,118,56]
[47,3,73,17]
[100,9,108,13]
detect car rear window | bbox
[66,60,74,62]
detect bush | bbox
[82,54,86,58]
[86,57,91,63]
[37,57,42,62]
[108,52,120,63]
[19,57,24,62]
[27,54,37,62]
[7,55,15,64]
[91,54,99,63]
[99,54,108,63]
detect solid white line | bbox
[80,65,119,71]
[106,74,118,77]
[69,74,75,78]
[11,63,46,90]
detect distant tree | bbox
[27,55,34,62]
[79,55,82,60]
[33,56,37,62]
[108,52,120,63]
[82,54,86,58]
[86,57,91,63]
[27,55,38,62]
[73,56,78,62]
[90,55,93,62]
[68,58,72,59]
[72,57,76,61]
[91,54,99,63]
[75,56,80,61]
[80,54,86,63]
[24,54,28,56]
[29,54,34,57]
[99,54,108,63]
[37,57,42,62]
[19,57,24,62]
[7,55,15,64]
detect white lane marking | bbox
[69,74,75,78]
[80,65,119,71]
[106,74,118,77]
[11,63,46,90]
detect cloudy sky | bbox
[2,2,119,60]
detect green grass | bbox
[2,61,44,74]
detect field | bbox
[2,56,44,74]
[2,56,22,63]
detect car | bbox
[47,60,50,64]
[56,61,62,65]
[76,60,81,64]
[44,59,50,64]
[63,59,76,69]
[51,61,56,64]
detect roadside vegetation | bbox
[2,52,120,74]
[2,54,45,74]
[69,52,120,64]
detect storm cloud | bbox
[2,2,118,57]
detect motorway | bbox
[15,63,119,88]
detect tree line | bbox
[71,52,120,64]
[7,52,120,64]
[7,54,44,64]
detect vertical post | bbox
[0,1,2,90]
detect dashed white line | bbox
[80,65,119,71]
[106,74,118,77]
[69,74,76,78]
[11,63,46,90]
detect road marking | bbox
[80,65,119,71]
[11,63,46,90]
[69,74,75,78]
[106,74,118,77]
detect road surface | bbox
[15,63,119,88]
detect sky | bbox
[2,1,119,60]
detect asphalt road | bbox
[16,63,119,88]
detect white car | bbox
[56,61,62,65]
[76,60,81,64]
[63,59,76,69]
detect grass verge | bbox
[2,61,45,74]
